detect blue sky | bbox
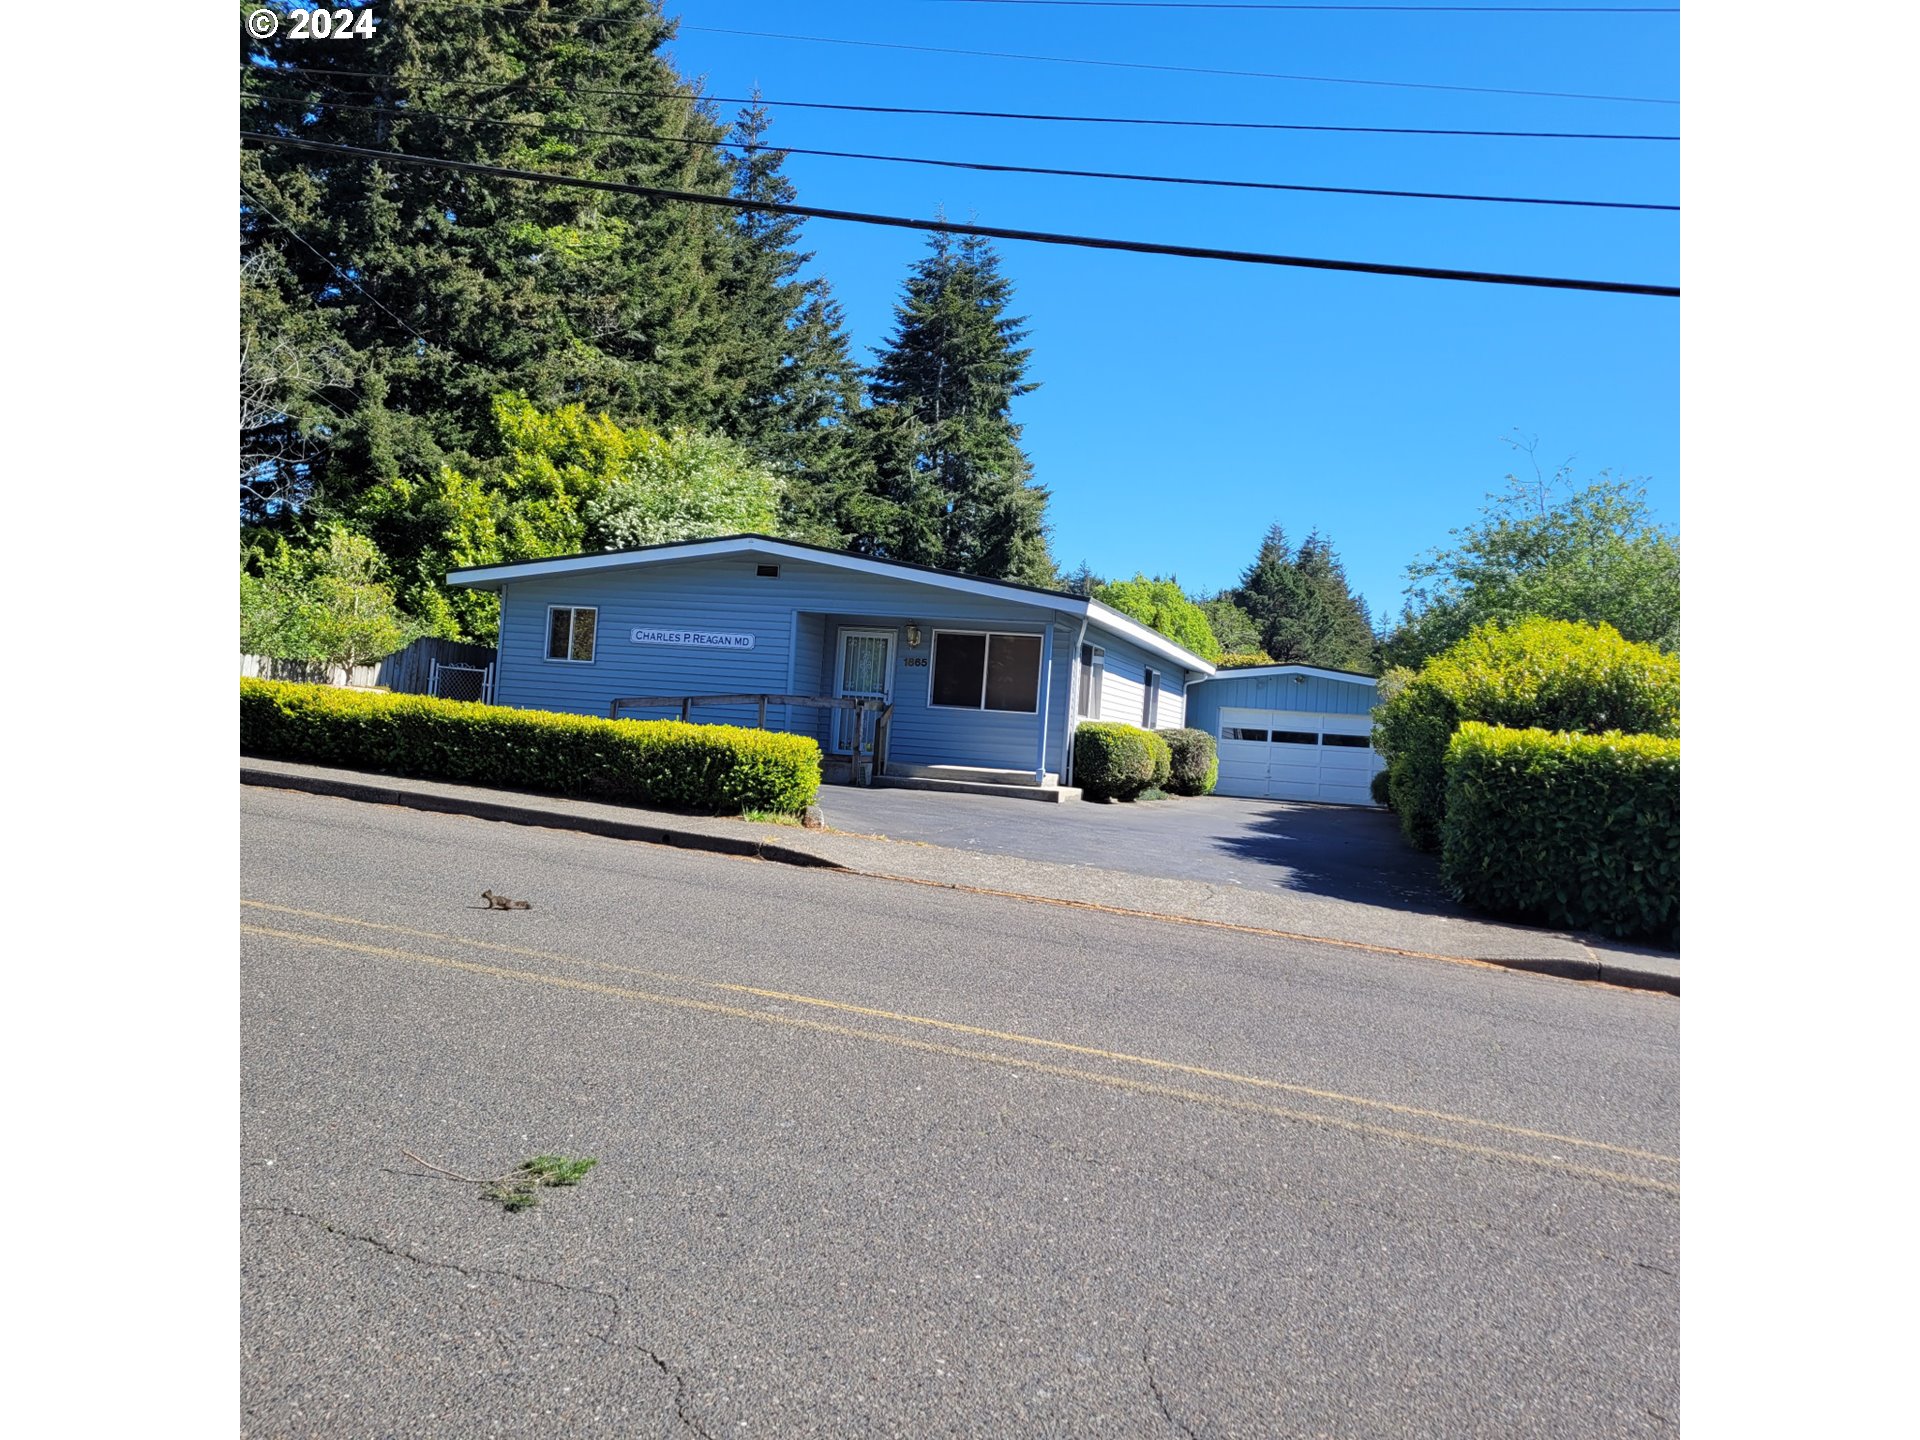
[661,1,1678,620]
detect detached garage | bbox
[1186,665,1385,805]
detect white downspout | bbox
[1061,609,1090,787]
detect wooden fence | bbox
[240,636,497,694]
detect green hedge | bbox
[241,679,822,815]
[1441,722,1679,943]
[1375,618,1680,851]
[1144,730,1172,791]
[1072,722,1158,801]
[1159,728,1218,796]
[1370,769,1392,809]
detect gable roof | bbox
[447,534,1217,675]
[1197,663,1379,687]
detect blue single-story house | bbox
[446,535,1216,795]
[1186,665,1385,805]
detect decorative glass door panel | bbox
[834,630,894,753]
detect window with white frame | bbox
[546,605,598,662]
[1142,668,1160,728]
[1077,644,1105,717]
[930,631,1042,712]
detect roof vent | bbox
[756,563,780,578]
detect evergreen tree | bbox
[1233,525,1378,672]
[855,231,1056,585]
[710,102,865,484]
[240,0,745,527]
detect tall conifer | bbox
[855,232,1056,585]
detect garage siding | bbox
[1188,668,1384,806]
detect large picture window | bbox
[930,631,1042,713]
[546,606,598,663]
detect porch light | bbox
[907,623,922,648]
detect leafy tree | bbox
[1094,575,1223,663]
[855,231,1056,585]
[1216,651,1277,670]
[1383,461,1681,670]
[240,249,358,521]
[240,524,413,672]
[584,428,783,551]
[1196,595,1263,654]
[1232,525,1377,672]
[343,395,781,641]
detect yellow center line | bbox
[241,918,1678,1196]
[241,899,1676,1165]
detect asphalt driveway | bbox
[820,785,1465,918]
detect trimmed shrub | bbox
[241,679,821,814]
[1441,723,1679,943]
[1145,730,1172,791]
[1216,651,1276,670]
[1072,721,1157,801]
[1159,728,1219,796]
[1370,769,1392,809]
[1375,618,1679,851]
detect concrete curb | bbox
[242,764,1677,996]
[238,766,847,872]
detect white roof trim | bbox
[447,536,1217,676]
[1199,663,1378,687]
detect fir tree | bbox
[240,0,745,526]
[855,231,1055,585]
[1233,525,1378,672]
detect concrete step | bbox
[885,763,1063,787]
[873,775,1083,803]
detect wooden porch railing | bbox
[608,693,895,785]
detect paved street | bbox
[241,786,1678,1438]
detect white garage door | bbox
[1214,707,1385,805]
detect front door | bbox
[833,628,895,753]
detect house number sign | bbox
[630,627,755,651]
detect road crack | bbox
[1143,1341,1201,1440]
[245,1203,717,1434]
[247,1202,625,1339]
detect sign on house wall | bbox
[630,627,755,651]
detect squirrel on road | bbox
[481,890,532,910]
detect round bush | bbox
[1145,730,1172,791]
[1370,769,1392,808]
[1073,722,1156,801]
[1159,728,1219,796]
[1374,618,1679,851]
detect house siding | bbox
[1079,621,1193,732]
[491,553,1092,775]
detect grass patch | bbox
[404,1147,598,1213]
[484,1155,599,1212]
[740,808,803,826]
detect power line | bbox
[676,25,1679,105]
[240,131,1679,297]
[240,183,432,343]
[246,91,1676,212]
[247,65,1680,142]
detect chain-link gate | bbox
[428,659,494,704]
